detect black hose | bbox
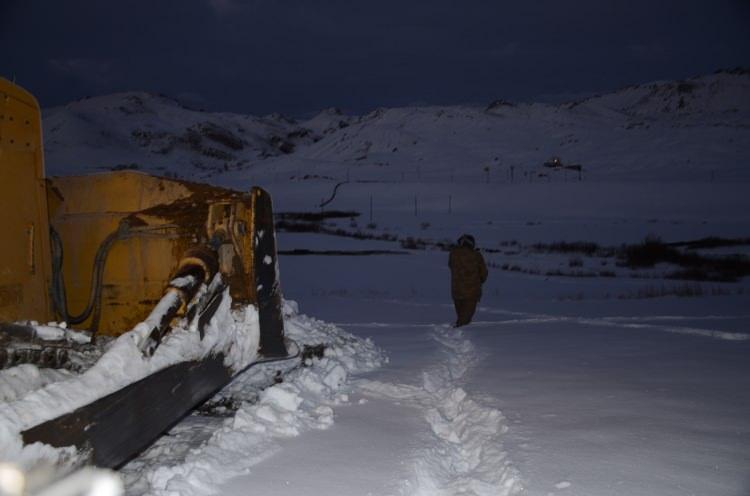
[228,338,303,379]
[51,221,182,335]
[87,228,130,333]
[49,227,69,323]
[50,227,124,331]
[252,337,301,365]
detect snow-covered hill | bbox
[43,70,750,182]
[570,68,750,122]
[303,107,356,138]
[282,70,749,182]
[43,92,314,177]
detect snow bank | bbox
[0,366,73,403]
[142,300,385,496]
[0,283,260,470]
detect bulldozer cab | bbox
[0,78,53,325]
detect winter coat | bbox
[449,246,488,300]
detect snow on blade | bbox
[0,366,73,403]
[0,283,260,470]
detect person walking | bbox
[448,234,487,327]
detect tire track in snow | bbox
[475,306,750,341]
[358,324,522,496]
[343,298,749,341]
[341,314,749,341]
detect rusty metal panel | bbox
[49,173,191,334]
[48,172,259,335]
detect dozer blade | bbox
[22,354,232,468]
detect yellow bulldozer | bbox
[0,78,290,467]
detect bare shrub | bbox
[569,257,583,268]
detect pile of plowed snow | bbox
[132,300,385,496]
[0,295,383,475]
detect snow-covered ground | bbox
[119,301,387,495]
[113,225,750,495]
[112,178,750,495]
[275,247,750,496]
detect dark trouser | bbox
[453,298,478,327]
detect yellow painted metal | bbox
[0,77,53,324]
[49,172,257,335]
[49,172,190,334]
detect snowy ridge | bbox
[359,325,522,496]
[302,107,355,138]
[307,73,745,178]
[139,300,385,496]
[43,92,313,178]
[272,72,750,182]
[42,71,750,182]
[571,70,750,122]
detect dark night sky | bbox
[1,0,749,116]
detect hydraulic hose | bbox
[50,222,176,335]
[50,226,125,330]
[49,227,69,323]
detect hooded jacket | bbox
[449,245,488,300]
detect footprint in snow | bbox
[555,481,572,489]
